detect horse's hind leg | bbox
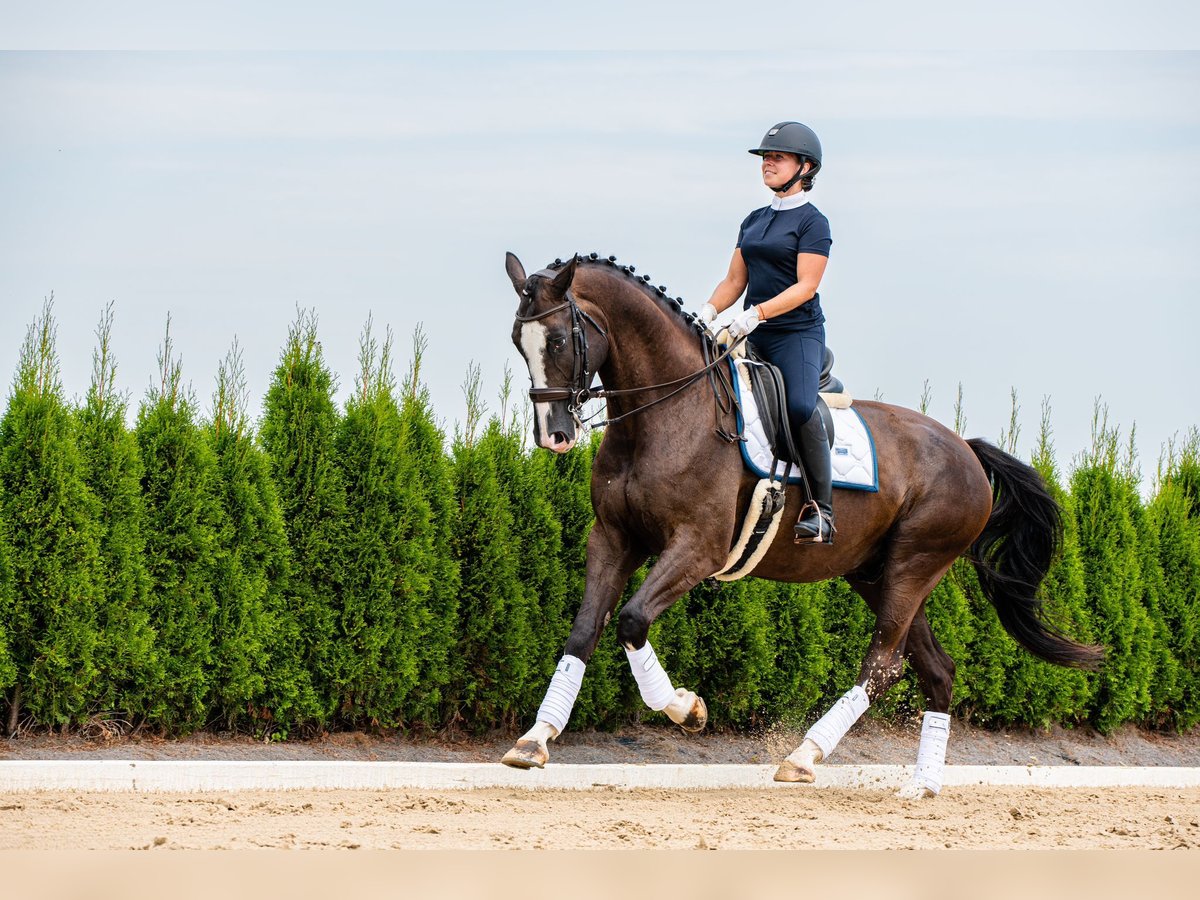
[774,557,956,785]
[896,611,955,799]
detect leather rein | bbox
[515,274,742,430]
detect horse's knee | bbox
[616,606,650,650]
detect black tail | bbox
[967,438,1104,670]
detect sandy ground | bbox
[1,785,1199,850]
[4,717,1198,767]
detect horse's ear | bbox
[545,255,578,300]
[505,251,527,297]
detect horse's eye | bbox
[549,336,568,353]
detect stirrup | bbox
[793,501,834,545]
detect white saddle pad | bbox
[730,358,878,492]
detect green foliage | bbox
[446,367,533,731]
[397,327,460,726]
[1071,406,1157,732]
[1147,434,1200,730]
[259,310,347,724]
[208,341,314,732]
[331,320,431,726]
[135,320,221,732]
[73,304,160,723]
[0,301,105,727]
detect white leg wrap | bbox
[535,655,586,735]
[804,685,870,760]
[625,641,676,711]
[912,711,951,794]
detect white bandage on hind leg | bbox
[804,685,870,760]
[535,655,586,735]
[625,641,676,711]
[912,711,951,794]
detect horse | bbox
[501,251,1102,798]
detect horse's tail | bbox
[966,438,1104,670]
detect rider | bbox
[701,121,834,544]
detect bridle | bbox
[514,269,743,431]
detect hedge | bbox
[0,306,1197,737]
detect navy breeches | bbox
[748,323,825,425]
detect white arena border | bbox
[1,761,1199,792]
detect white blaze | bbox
[519,321,556,446]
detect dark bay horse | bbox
[502,252,1101,797]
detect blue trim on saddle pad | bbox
[729,358,879,492]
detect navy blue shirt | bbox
[736,201,832,329]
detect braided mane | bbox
[542,252,714,346]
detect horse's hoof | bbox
[501,739,548,769]
[896,780,937,800]
[679,694,708,733]
[773,760,816,783]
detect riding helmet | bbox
[749,122,822,165]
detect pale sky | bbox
[2,9,1198,484]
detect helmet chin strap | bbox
[773,158,818,195]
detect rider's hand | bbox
[699,302,718,325]
[727,307,762,341]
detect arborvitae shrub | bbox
[447,369,532,731]
[259,310,347,724]
[397,329,460,727]
[486,377,570,717]
[0,302,104,729]
[1147,436,1200,730]
[135,322,221,732]
[996,405,1094,727]
[818,577,873,708]
[0,523,15,702]
[1072,408,1156,732]
[332,321,431,726]
[208,342,312,733]
[758,581,829,725]
[73,304,160,724]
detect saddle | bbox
[741,345,843,468]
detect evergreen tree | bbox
[1148,433,1200,730]
[997,398,1094,727]
[259,309,347,724]
[332,318,431,726]
[208,340,313,732]
[758,581,829,725]
[0,521,14,703]
[135,319,222,732]
[0,300,104,730]
[73,303,160,724]
[487,369,569,716]
[446,365,532,731]
[397,327,460,727]
[1072,404,1156,732]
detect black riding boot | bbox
[793,409,835,544]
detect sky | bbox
[2,7,1198,486]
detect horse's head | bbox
[507,252,603,454]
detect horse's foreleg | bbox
[502,526,645,770]
[617,540,721,733]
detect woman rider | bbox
[700,121,834,544]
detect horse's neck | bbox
[581,281,721,453]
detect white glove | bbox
[699,302,718,325]
[727,307,762,341]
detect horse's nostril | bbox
[551,432,570,445]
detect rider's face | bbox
[760,151,804,191]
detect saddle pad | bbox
[731,358,879,491]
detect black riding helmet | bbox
[749,121,822,192]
